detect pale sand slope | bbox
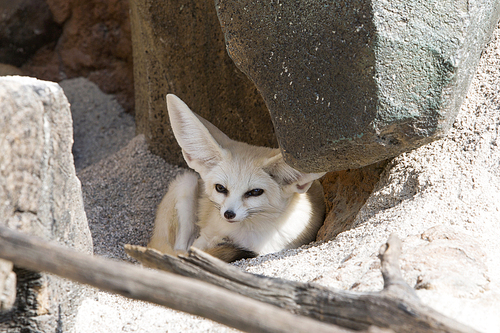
[69,25,500,333]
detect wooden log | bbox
[0,225,359,333]
[124,234,477,333]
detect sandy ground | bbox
[65,24,500,333]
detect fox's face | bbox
[202,159,285,223]
[165,94,325,224]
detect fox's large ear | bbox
[263,152,326,194]
[193,113,233,148]
[167,94,228,173]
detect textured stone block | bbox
[216,0,500,172]
[0,0,62,67]
[129,0,277,166]
[0,77,93,332]
[0,259,15,311]
[17,0,135,113]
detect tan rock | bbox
[404,226,489,298]
[20,0,134,112]
[0,0,62,67]
[129,0,277,166]
[317,160,388,242]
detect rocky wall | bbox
[0,76,93,333]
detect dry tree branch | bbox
[124,233,477,333]
[0,224,476,333]
[0,225,364,333]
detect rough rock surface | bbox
[0,77,93,332]
[317,160,388,241]
[19,0,134,113]
[0,259,15,311]
[216,0,500,172]
[129,0,277,167]
[238,25,500,333]
[0,0,62,67]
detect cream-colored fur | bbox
[148,94,326,262]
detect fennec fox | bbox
[148,94,326,262]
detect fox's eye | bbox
[245,188,264,197]
[215,184,228,194]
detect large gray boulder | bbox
[216,0,500,172]
[0,76,93,332]
[240,25,500,332]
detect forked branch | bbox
[0,225,476,333]
[125,233,476,333]
[0,225,364,333]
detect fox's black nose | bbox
[224,210,236,220]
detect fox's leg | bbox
[148,171,199,254]
[172,172,200,251]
